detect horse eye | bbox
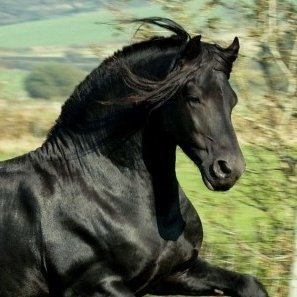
[188,96,201,103]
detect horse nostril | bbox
[213,160,232,178]
[218,160,232,175]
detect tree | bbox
[25,63,85,99]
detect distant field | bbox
[0,69,29,99]
[0,5,165,48]
[0,1,241,49]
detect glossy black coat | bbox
[0,18,269,297]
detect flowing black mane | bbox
[0,16,268,297]
[47,17,237,141]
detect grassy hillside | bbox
[0,5,165,48]
[0,1,165,26]
[0,0,104,25]
[0,1,237,49]
[0,69,28,99]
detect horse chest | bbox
[88,172,203,279]
[118,227,201,294]
[40,158,203,293]
[102,203,202,287]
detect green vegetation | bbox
[0,0,105,25]
[0,10,111,48]
[0,5,164,48]
[177,146,289,240]
[177,145,294,295]
[25,63,85,99]
[0,69,29,99]
[0,153,13,161]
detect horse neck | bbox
[39,100,148,161]
[38,44,181,161]
[143,116,185,240]
[32,52,186,240]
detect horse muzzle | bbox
[201,155,246,191]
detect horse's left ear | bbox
[182,35,202,61]
[225,37,240,62]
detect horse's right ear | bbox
[182,35,202,61]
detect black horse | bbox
[0,18,269,297]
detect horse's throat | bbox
[143,129,185,241]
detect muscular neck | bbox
[143,117,185,241]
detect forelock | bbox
[200,43,234,77]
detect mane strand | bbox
[124,17,190,42]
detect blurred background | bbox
[0,0,296,296]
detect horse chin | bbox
[200,165,235,192]
[201,172,236,191]
[201,174,215,191]
[179,144,234,191]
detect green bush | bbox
[25,63,85,99]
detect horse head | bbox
[162,36,245,191]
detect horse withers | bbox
[0,17,269,297]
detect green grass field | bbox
[0,5,165,48]
[0,0,240,49]
[0,69,29,99]
[176,146,286,241]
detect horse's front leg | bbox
[63,279,135,297]
[149,258,269,297]
[62,270,135,297]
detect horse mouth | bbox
[179,143,236,191]
[201,174,214,191]
[199,165,235,192]
[201,170,235,191]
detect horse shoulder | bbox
[0,157,48,296]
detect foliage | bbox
[24,63,85,99]
[0,69,28,100]
[0,5,164,48]
[0,0,104,25]
[176,145,295,297]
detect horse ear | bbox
[182,35,202,60]
[225,37,240,62]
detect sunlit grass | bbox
[0,69,29,99]
[0,5,165,48]
[176,146,289,242]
